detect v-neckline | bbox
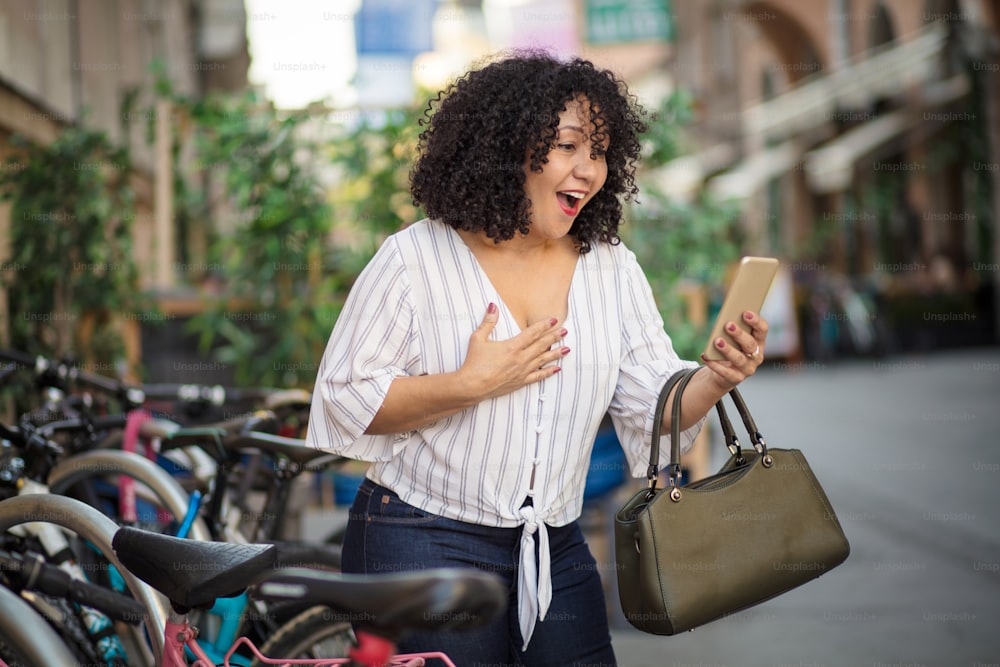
[449,226,580,335]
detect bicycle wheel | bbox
[250,604,355,666]
[0,585,79,666]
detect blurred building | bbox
[354,0,676,106]
[353,0,437,107]
[0,0,250,292]
[0,0,251,377]
[664,0,1000,352]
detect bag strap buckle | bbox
[666,462,682,487]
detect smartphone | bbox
[702,256,780,361]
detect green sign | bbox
[586,0,675,45]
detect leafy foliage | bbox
[624,91,743,359]
[163,88,342,387]
[327,107,425,250]
[0,125,141,364]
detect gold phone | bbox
[702,256,780,361]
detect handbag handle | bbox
[646,368,697,489]
[646,367,771,500]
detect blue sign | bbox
[355,0,436,56]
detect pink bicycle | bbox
[111,526,506,667]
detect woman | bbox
[306,52,768,666]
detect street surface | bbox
[610,346,1000,667]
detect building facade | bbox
[0,0,250,290]
[667,0,1000,351]
[0,0,250,371]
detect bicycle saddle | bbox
[222,430,342,467]
[112,526,277,613]
[147,412,282,452]
[263,388,312,411]
[138,418,183,440]
[251,567,507,635]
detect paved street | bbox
[608,346,1000,667]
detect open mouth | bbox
[556,191,585,216]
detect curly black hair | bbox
[409,52,648,254]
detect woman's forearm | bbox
[663,366,731,432]
[364,309,568,435]
[364,372,481,435]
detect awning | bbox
[706,74,969,200]
[743,22,947,143]
[649,143,736,201]
[707,141,800,200]
[804,75,970,193]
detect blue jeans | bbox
[342,479,617,667]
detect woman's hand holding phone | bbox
[699,257,777,390]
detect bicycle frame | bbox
[0,494,168,663]
[161,607,457,667]
[0,584,78,666]
[174,490,257,666]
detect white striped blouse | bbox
[306,218,702,645]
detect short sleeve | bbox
[607,247,704,477]
[305,237,421,460]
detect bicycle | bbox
[112,524,506,667]
[0,493,166,665]
[0,493,507,666]
[0,352,367,664]
[0,416,162,665]
[2,405,349,664]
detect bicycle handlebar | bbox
[0,550,146,623]
[140,383,229,406]
[0,348,35,368]
[0,414,127,456]
[0,348,146,407]
[33,413,130,439]
[0,348,295,413]
[140,383,279,406]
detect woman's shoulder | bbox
[587,236,640,270]
[374,219,470,275]
[386,218,453,249]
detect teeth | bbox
[562,192,585,199]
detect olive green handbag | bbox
[614,367,850,635]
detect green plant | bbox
[624,92,743,359]
[0,124,141,366]
[164,89,343,387]
[327,106,425,251]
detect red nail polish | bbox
[745,311,754,320]
[549,318,558,326]
[552,367,562,374]
[716,338,726,348]
[561,347,571,356]
[487,302,497,314]
[727,323,736,332]
[560,328,568,337]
